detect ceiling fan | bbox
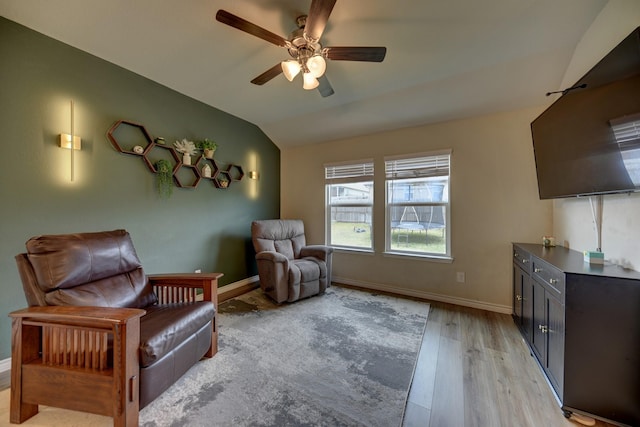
[215,0,387,97]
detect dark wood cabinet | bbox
[512,243,640,427]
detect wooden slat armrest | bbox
[148,273,223,304]
[148,272,223,287]
[9,306,146,329]
[10,306,143,425]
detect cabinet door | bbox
[513,264,525,326]
[522,275,534,343]
[531,280,546,363]
[546,295,565,398]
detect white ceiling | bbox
[1,0,607,148]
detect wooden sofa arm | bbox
[9,306,145,425]
[148,273,223,304]
[9,305,146,327]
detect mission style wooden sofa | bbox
[10,229,221,426]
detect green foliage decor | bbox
[197,138,218,151]
[155,159,173,199]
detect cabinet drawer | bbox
[532,257,565,297]
[513,246,531,273]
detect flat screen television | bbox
[531,27,640,199]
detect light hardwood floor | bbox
[402,301,617,427]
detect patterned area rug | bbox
[140,286,429,427]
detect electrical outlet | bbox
[456,272,465,283]
[194,269,202,274]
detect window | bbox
[325,160,374,250]
[385,151,451,258]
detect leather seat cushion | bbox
[139,301,215,368]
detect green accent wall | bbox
[0,17,280,359]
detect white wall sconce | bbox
[249,170,259,180]
[58,100,81,181]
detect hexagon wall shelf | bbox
[107,119,244,193]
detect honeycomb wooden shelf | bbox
[107,119,244,192]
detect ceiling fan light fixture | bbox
[281,60,301,82]
[306,54,326,78]
[302,72,319,90]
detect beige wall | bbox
[281,107,552,312]
[553,1,640,270]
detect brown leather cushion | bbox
[139,301,215,368]
[25,229,157,308]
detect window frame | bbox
[384,150,452,260]
[324,159,374,252]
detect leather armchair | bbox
[10,230,222,426]
[251,219,333,303]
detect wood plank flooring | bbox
[402,301,617,427]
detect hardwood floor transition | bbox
[402,300,617,427]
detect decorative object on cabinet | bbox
[512,243,640,426]
[155,159,174,198]
[173,138,198,165]
[198,138,218,159]
[107,119,245,193]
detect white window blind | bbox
[385,151,451,180]
[325,160,374,184]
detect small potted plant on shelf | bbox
[218,177,229,188]
[198,138,218,159]
[173,138,198,165]
[155,159,173,198]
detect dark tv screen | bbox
[531,27,640,199]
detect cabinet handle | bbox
[522,259,529,264]
[534,267,542,273]
[549,278,557,284]
[539,325,549,333]
[516,295,523,301]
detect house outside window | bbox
[385,150,451,258]
[325,159,374,250]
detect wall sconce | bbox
[58,100,81,181]
[249,171,259,180]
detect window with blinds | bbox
[385,151,451,258]
[324,160,374,250]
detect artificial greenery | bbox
[155,159,173,198]
[197,138,218,151]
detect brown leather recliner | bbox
[10,229,222,426]
[251,219,333,303]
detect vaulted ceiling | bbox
[0,0,607,147]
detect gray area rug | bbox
[140,286,430,427]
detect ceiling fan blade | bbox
[250,63,283,85]
[304,0,337,42]
[216,10,288,48]
[317,75,335,97]
[325,46,387,62]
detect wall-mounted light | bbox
[58,100,81,181]
[249,171,259,180]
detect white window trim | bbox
[384,150,452,259]
[325,159,374,251]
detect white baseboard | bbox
[333,276,512,314]
[219,275,259,295]
[0,357,10,387]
